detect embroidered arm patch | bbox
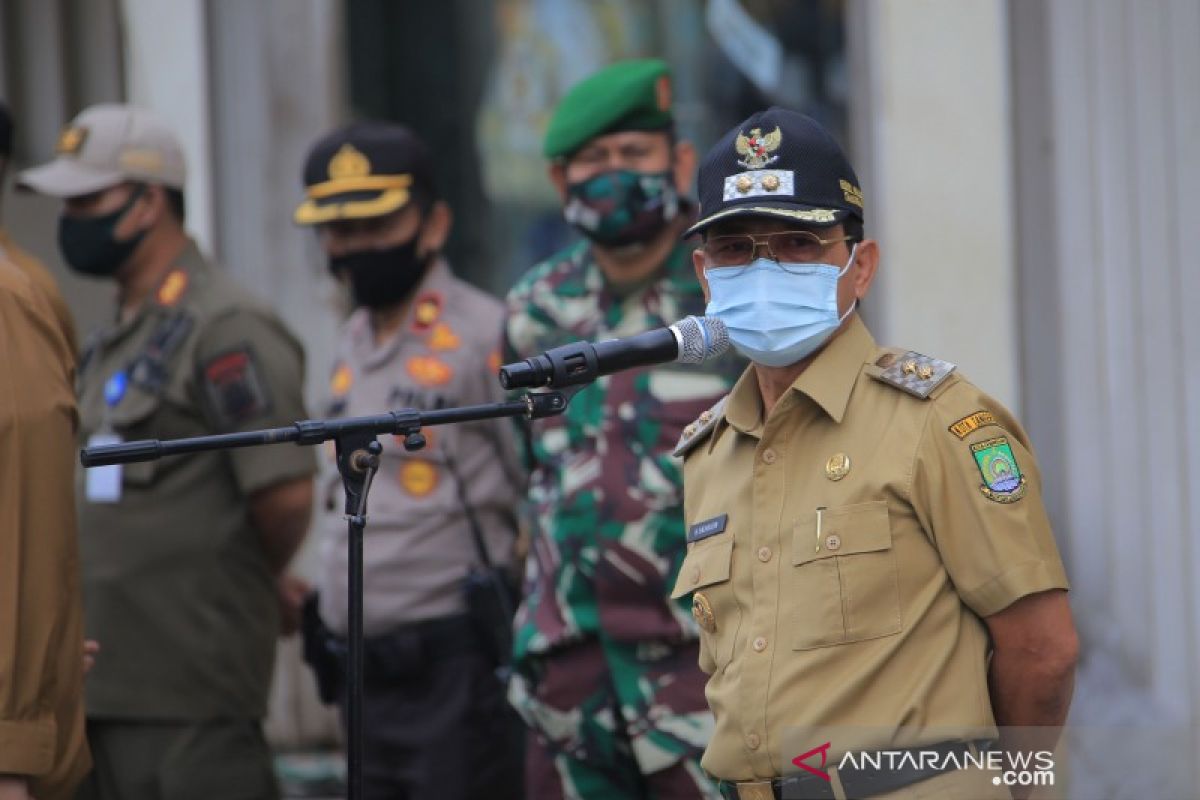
[201,346,272,427]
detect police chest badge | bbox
[971,436,1027,503]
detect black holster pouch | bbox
[464,565,519,673]
[300,592,345,705]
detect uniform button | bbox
[746,732,761,750]
[753,636,768,652]
[761,448,777,464]
[825,534,842,551]
[757,546,772,562]
[691,565,702,584]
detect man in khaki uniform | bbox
[671,108,1079,800]
[20,103,316,800]
[0,216,90,800]
[0,100,77,350]
[293,122,523,800]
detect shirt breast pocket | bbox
[671,536,739,673]
[790,500,901,650]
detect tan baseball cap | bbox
[18,103,186,198]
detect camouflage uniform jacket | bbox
[503,238,743,663]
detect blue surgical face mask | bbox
[704,245,857,367]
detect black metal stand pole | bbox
[80,391,571,800]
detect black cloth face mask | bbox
[329,237,430,310]
[57,185,148,277]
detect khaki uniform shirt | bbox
[0,227,78,353]
[317,260,523,636]
[673,315,1069,781]
[77,239,316,719]
[0,260,90,799]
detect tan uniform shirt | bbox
[317,260,523,636]
[673,315,1069,781]
[0,227,78,353]
[0,260,90,799]
[77,239,316,719]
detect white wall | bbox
[120,0,215,252]
[1028,0,1200,793]
[850,0,1020,411]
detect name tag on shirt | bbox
[688,514,728,543]
[85,433,123,503]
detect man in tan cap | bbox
[21,103,317,800]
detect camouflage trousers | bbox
[510,637,720,800]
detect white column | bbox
[852,0,1019,411]
[119,0,215,252]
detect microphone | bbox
[499,315,729,390]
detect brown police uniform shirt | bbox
[672,314,1069,781]
[76,239,316,720]
[0,260,91,799]
[0,227,78,353]
[317,259,523,636]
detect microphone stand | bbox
[80,390,570,800]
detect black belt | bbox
[360,614,484,683]
[718,740,991,800]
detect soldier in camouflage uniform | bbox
[504,60,743,799]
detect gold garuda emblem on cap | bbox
[56,126,88,156]
[735,126,782,169]
[328,143,371,180]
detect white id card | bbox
[85,433,123,503]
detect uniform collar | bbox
[723,313,876,433]
[789,313,876,423]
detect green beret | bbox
[544,59,673,159]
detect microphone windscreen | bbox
[672,316,730,364]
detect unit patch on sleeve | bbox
[949,410,998,440]
[971,435,1027,503]
[202,346,271,426]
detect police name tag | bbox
[688,514,728,543]
[85,433,123,503]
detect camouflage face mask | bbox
[563,168,680,247]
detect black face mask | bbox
[57,186,147,277]
[329,237,430,310]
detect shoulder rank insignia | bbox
[867,350,956,399]
[156,269,189,307]
[672,397,728,458]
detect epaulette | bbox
[865,349,956,400]
[672,396,728,458]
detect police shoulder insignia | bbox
[868,349,956,399]
[330,362,353,397]
[202,346,271,426]
[672,396,728,458]
[971,435,1027,503]
[156,269,189,307]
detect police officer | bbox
[673,107,1079,800]
[20,103,317,800]
[0,99,77,350]
[293,121,524,800]
[503,60,742,799]
[0,197,90,800]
